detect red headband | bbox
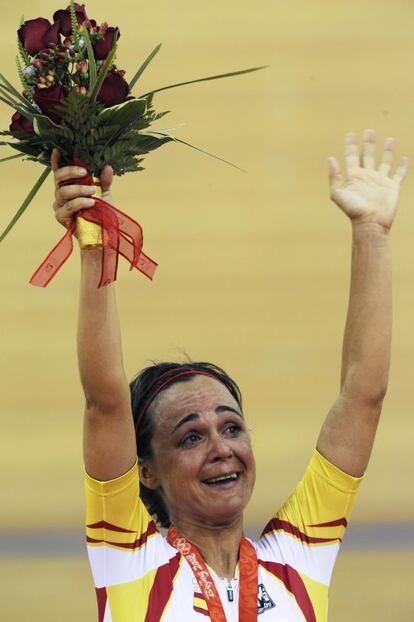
[135,369,226,432]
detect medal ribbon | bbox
[167,525,258,622]
[29,161,157,288]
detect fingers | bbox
[345,129,383,171]
[362,129,375,169]
[53,164,88,188]
[100,164,113,194]
[50,156,106,229]
[393,156,410,184]
[342,130,408,182]
[51,149,87,184]
[378,137,395,176]
[53,194,96,229]
[51,148,60,172]
[377,136,409,183]
[328,156,342,194]
[54,183,96,209]
[55,196,95,220]
[55,183,96,201]
[344,132,360,176]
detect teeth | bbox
[205,473,238,484]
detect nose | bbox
[209,431,234,461]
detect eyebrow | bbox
[172,405,243,433]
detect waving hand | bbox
[328,129,408,230]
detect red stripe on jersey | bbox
[194,606,210,617]
[144,553,181,622]
[87,520,136,533]
[95,587,107,622]
[261,518,341,544]
[87,520,158,550]
[307,518,348,528]
[259,560,316,622]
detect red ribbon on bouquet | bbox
[29,161,157,288]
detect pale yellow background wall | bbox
[0,0,413,620]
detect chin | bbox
[202,498,249,527]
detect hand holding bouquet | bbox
[0,1,264,286]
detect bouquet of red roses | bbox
[0,1,263,286]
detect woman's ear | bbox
[139,460,160,490]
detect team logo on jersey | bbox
[257,583,275,615]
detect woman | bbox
[51,130,408,621]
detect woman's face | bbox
[140,374,256,528]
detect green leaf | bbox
[3,130,43,144]
[153,110,170,121]
[16,56,29,93]
[146,122,185,133]
[0,140,42,158]
[134,133,173,152]
[0,87,25,113]
[33,114,72,140]
[98,103,153,153]
[97,98,147,127]
[82,25,97,92]
[0,153,24,163]
[90,43,118,103]
[143,130,245,171]
[0,167,51,242]
[17,30,31,67]
[140,65,268,98]
[0,93,34,120]
[128,43,162,92]
[69,0,81,54]
[0,73,37,112]
[10,142,42,157]
[0,91,20,109]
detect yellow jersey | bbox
[85,449,362,621]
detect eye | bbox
[179,431,202,448]
[224,423,242,436]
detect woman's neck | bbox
[171,516,243,579]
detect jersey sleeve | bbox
[85,466,181,622]
[257,449,363,587]
[85,462,162,590]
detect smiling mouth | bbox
[202,473,241,487]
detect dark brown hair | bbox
[130,361,243,528]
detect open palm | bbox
[329,130,409,230]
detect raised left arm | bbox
[316,129,409,477]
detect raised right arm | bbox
[52,150,137,480]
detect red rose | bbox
[10,111,34,134]
[97,69,130,107]
[33,85,65,122]
[93,27,120,60]
[18,18,60,56]
[43,22,61,49]
[53,3,88,37]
